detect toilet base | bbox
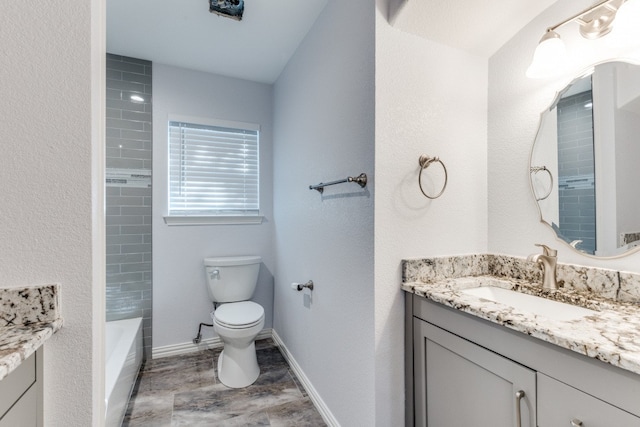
[217,342,260,388]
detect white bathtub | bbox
[105,318,143,427]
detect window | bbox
[165,118,261,225]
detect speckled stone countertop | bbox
[0,284,63,381]
[402,254,640,376]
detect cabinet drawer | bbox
[0,352,36,419]
[538,373,640,426]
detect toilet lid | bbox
[214,301,264,328]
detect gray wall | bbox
[152,64,274,350]
[273,0,375,424]
[106,54,153,357]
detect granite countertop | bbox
[0,285,63,381]
[402,254,640,377]
[403,276,640,376]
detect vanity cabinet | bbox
[537,373,640,426]
[414,319,536,426]
[406,293,640,427]
[0,349,43,427]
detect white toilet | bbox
[204,255,264,388]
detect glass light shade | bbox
[613,0,640,41]
[526,32,568,79]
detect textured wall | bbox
[0,1,103,425]
[375,1,489,423]
[105,54,153,357]
[272,0,375,424]
[152,64,274,349]
[488,0,640,272]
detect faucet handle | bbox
[535,243,557,257]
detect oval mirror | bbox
[530,60,640,257]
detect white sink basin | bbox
[461,286,596,321]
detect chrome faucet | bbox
[527,244,558,290]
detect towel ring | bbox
[530,166,553,201]
[418,155,448,199]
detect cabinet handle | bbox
[571,420,583,427]
[515,390,525,427]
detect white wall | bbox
[272,0,375,424]
[0,1,105,426]
[488,0,640,272]
[375,1,489,423]
[152,64,274,348]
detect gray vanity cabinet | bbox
[413,319,536,427]
[406,293,640,427]
[0,349,43,427]
[537,373,640,426]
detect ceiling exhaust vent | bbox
[209,0,244,21]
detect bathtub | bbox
[105,318,143,427]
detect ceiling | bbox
[390,0,559,57]
[107,0,559,85]
[107,0,328,84]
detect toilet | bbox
[204,255,264,388]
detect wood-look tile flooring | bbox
[123,339,326,426]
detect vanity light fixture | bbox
[527,0,638,78]
[130,94,145,103]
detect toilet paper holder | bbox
[291,280,314,291]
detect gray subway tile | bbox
[121,187,151,197]
[122,72,152,85]
[106,245,121,255]
[106,272,144,284]
[121,225,152,235]
[106,196,145,207]
[106,215,144,226]
[121,148,151,160]
[107,253,144,265]
[106,128,121,138]
[121,243,152,254]
[120,280,152,291]
[121,110,151,123]
[121,206,151,216]
[106,225,121,236]
[106,118,145,131]
[106,59,146,74]
[106,88,122,100]
[106,234,143,245]
[106,158,145,169]
[120,129,151,141]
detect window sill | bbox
[163,215,264,226]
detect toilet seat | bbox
[214,301,264,329]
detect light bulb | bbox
[526,30,568,79]
[613,0,640,43]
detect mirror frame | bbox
[529,58,640,259]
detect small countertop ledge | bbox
[0,284,63,381]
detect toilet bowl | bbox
[213,301,265,388]
[204,255,263,388]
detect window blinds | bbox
[168,121,259,215]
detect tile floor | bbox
[123,339,327,426]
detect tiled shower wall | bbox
[557,90,596,255]
[106,54,153,357]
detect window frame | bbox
[163,115,263,226]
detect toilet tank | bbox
[204,256,261,303]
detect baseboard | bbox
[152,328,273,359]
[272,330,340,427]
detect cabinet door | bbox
[0,383,37,427]
[538,373,640,426]
[413,318,536,427]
